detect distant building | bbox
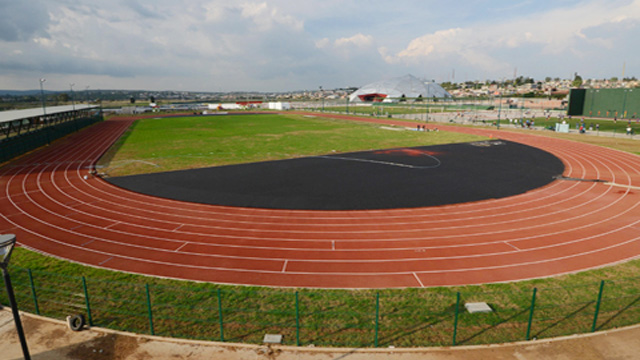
[349,74,451,103]
[267,102,291,110]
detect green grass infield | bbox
[99,113,484,177]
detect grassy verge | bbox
[5,247,640,347]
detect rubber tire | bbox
[67,314,85,331]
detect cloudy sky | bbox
[2,0,640,92]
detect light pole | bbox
[70,83,76,111]
[319,86,324,112]
[497,81,503,129]
[0,234,31,360]
[39,78,47,116]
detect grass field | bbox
[4,112,640,348]
[8,242,640,347]
[505,116,639,136]
[99,113,485,177]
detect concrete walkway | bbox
[2,308,640,359]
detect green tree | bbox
[57,93,70,102]
[572,73,583,88]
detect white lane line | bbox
[174,242,189,252]
[504,242,521,251]
[413,272,425,288]
[98,257,113,265]
[605,182,640,190]
[282,260,288,273]
[104,222,120,229]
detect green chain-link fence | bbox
[3,266,640,348]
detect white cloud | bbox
[314,33,376,60]
[240,2,304,31]
[2,0,640,90]
[33,37,57,48]
[315,37,330,49]
[384,0,640,79]
[334,33,373,48]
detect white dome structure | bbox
[349,74,451,103]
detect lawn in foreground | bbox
[7,246,640,348]
[99,113,484,177]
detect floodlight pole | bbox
[497,83,502,129]
[39,78,47,116]
[1,234,31,360]
[70,83,76,111]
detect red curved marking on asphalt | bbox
[1,114,639,289]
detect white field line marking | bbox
[605,182,640,190]
[81,239,95,247]
[314,154,441,169]
[504,242,521,251]
[174,242,189,252]
[98,257,113,265]
[104,222,120,229]
[413,272,425,288]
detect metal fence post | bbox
[374,292,380,347]
[453,292,461,346]
[27,269,39,315]
[81,276,93,326]
[591,280,605,332]
[295,291,300,346]
[526,288,537,340]
[217,288,224,342]
[145,284,154,335]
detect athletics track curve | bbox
[1,113,639,289]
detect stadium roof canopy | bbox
[0,104,99,124]
[349,74,451,103]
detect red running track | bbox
[1,114,639,288]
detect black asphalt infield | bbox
[106,140,565,210]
